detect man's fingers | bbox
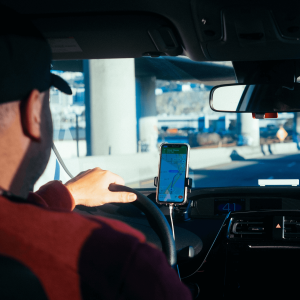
[114,192,137,203]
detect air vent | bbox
[228,218,267,239]
[284,216,300,240]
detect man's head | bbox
[0,6,72,197]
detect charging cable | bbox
[169,205,175,240]
[169,205,181,280]
[181,211,231,279]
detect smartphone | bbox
[156,143,190,205]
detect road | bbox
[139,152,300,188]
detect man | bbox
[0,6,192,300]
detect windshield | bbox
[34,57,300,190]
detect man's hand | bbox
[64,167,137,207]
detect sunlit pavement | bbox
[136,152,300,189]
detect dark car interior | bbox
[3,0,300,298]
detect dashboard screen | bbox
[158,144,188,203]
[214,199,245,215]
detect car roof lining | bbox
[2,0,300,61]
[0,0,218,61]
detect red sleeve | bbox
[28,181,75,211]
[121,243,193,300]
[78,224,193,300]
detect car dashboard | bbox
[75,186,300,299]
[190,186,300,298]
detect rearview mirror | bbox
[210,83,300,113]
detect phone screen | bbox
[158,144,188,203]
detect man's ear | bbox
[20,89,43,142]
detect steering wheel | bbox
[109,183,177,268]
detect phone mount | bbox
[154,177,192,193]
[154,177,193,221]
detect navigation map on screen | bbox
[158,145,188,202]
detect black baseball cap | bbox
[0,6,72,104]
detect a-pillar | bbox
[136,76,158,152]
[293,112,300,145]
[294,112,300,134]
[236,113,260,146]
[83,59,137,155]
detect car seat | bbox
[0,254,48,300]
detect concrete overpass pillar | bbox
[237,113,260,146]
[84,59,137,155]
[136,76,158,152]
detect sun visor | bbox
[135,57,236,84]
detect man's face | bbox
[41,89,53,153]
[39,88,53,169]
